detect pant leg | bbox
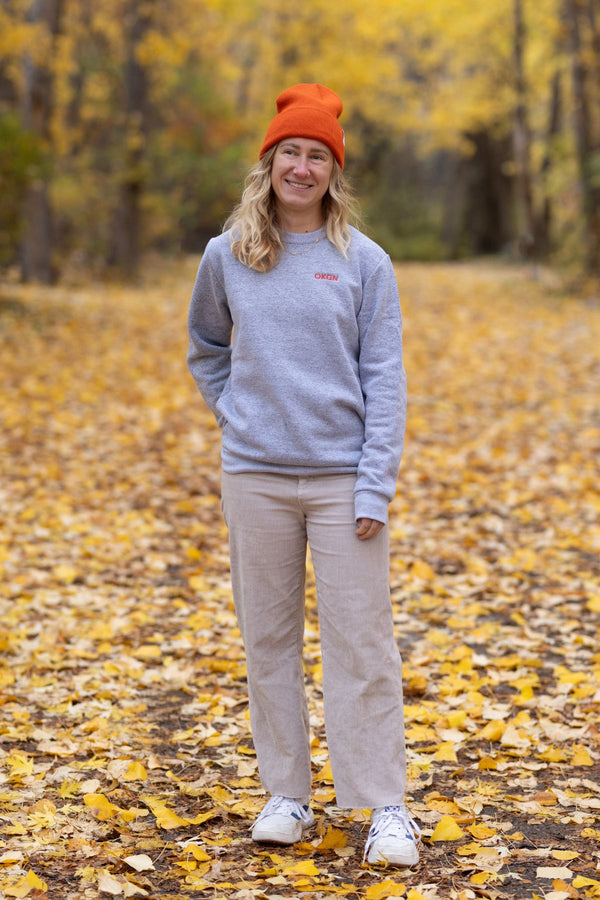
[301,474,407,809]
[220,470,311,798]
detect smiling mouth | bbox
[285,180,311,190]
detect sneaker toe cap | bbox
[252,815,302,843]
[367,837,419,866]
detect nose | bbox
[293,155,309,176]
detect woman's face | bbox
[270,137,334,226]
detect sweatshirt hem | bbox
[221,457,358,478]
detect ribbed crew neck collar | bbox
[282,226,326,245]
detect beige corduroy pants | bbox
[220,470,407,809]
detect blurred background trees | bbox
[1,0,599,281]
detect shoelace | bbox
[363,805,422,862]
[251,795,311,830]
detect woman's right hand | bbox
[355,518,384,541]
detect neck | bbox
[276,206,324,234]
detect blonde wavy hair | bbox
[224,145,360,272]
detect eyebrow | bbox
[281,142,331,155]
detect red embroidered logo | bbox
[314,273,339,281]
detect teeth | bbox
[287,181,310,189]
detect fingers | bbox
[355,517,384,541]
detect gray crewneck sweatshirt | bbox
[187,226,406,523]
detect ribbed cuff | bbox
[354,489,389,524]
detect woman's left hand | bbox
[355,518,384,541]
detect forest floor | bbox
[0,257,599,900]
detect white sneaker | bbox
[364,805,421,865]
[251,795,315,844]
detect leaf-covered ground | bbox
[1,259,599,900]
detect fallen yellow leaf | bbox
[411,560,436,580]
[123,761,148,781]
[468,824,497,839]
[457,841,485,856]
[446,710,467,728]
[537,746,568,762]
[151,805,190,829]
[365,879,406,898]
[551,850,579,861]
[315,760,333,783]
[315,826,348,851]
[26,871,47,892]
[134,644,162,660]
[6,753,34,779]
[430,815,465,842]
[479,720,505,741]
[181,844,211,862]
[179,861,210,877]
[188,810,218,825]
[52,563,79,583]
[0,668,15,689]
[425,796,461,815]
[281,859,320,876]
[175,860,197,873]
[435,741,458,762]
[571,744,593,766]
[573,876,600,888]
[140,795,194,828]
[59,779,81,798]
[556,667,587,686]
[84,793,121,821]
[204,784,234,804]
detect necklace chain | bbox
[283,231,324,256]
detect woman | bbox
[187,83,421,866]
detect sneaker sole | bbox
[251,831,300,844]
[367,847,420,866]
[252,815,315,845]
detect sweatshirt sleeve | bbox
[187,242,233,426]
[354,254,406,523]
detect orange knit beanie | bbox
[259,83,345,169]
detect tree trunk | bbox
[537,70,562,255]
[20,0,63,283]
[587,0,600,96]
[565,0,600,271]
[109,1,152,278]
[442,155,468,259]
[512,0,539,257]
[463,131,514,255]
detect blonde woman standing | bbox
[187,83,421,866]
